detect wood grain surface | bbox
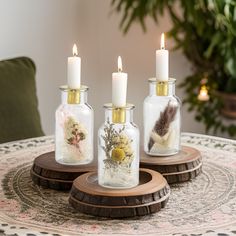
[140,146,202,184]
[31,151,96,190]
[69,168,170,218]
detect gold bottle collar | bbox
[67,89,80,104]
[59,85,88,104]
[148,78,176,96]
[112,107,126,123]
[156,81,168,96]
[104,103,134,124]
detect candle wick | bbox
[118,68,122,72]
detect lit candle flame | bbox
[73,44,78,56]
[161,33,165,49]
[118,56,122,72]
[198,85,209,101]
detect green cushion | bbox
[0,57,44,143]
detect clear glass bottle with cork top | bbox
[143,33,181,156]
[55,44,94,165]
[98,57,140,189]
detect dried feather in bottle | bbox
[148,101,178,152]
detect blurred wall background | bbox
[0,0,205,140]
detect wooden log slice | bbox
[140,146,202,184]
[31,151,96,191]
[69,168,170,218]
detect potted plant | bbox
[111,0,236,137]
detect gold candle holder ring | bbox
[112,107,126,123]
[103,103,135,124]
[59,85,89,105]
[156,80,168,96]
[67,89,80,104]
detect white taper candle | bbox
[112,56,128,107]
[156,33,169,81]
[67,44,81,89]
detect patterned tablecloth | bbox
[0,133,236,236]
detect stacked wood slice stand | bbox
[31,145,202,218]
[140,146,202,184]
[69,168,170,218]
[31,152,96,190]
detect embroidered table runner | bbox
[0,133,236,236]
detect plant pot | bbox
[216,91,236,119]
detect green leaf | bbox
[226,58,236,78]
[204,32,222,58]
[224,4,230,19]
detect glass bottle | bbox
[55,85,93,165]
[98,103,139,189]
[143,78,181,156]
